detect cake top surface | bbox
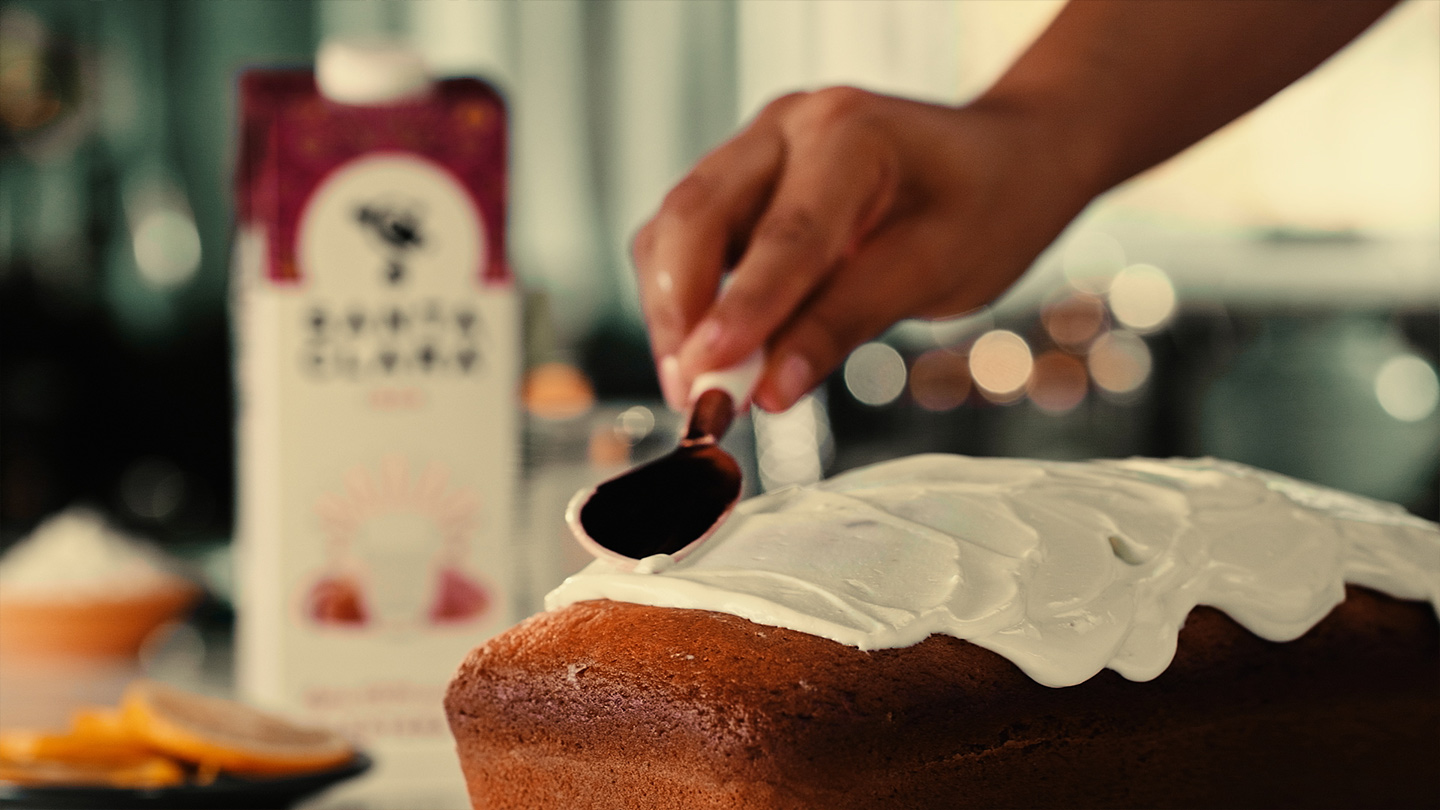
[546,455,1440,687]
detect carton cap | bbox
[316,39,431,105]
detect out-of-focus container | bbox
[0,508,199,660]
[0,586,197,659]
[232,41,519,808]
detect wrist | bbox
[967,79,1122,208]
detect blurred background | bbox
[2,0,1437,585]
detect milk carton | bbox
[232,42,517,807]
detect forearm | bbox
[631,0,1401,411]
[982,0,1400,197]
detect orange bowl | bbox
[0,583,200,659]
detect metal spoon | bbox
[567,352,764,569]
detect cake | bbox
[446,455,1440,809]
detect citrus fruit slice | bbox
[0,729,155,764]
[120,680,353,775]
[0,754,186,788]
[69,706,139,744]
[0,726,183,790]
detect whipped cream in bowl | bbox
[546,455,1440,688]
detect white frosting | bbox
[0,507,187,599]
[546,455,1440,688]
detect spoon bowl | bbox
[568,354,762,569]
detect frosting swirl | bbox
[546,455,1440,687]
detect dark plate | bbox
[0,752,371,810]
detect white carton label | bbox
[235,154,517,806]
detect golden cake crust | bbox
[446,587,1439,809]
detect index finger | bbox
[632,108,792,406]
[674,89,899,386]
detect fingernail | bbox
[659,355,684,412]
[773,354,812,408]
[696,319,724,352]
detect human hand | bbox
[632,86,1096,414]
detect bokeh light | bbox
[1061,231,1125,294]
[1041,290,1108,350]
[1374,354,1440,422]
[120,457,187,522]
[1027,350,1088,414]
[522,362,595,419]
[969,330,1033,403]
[588,424,630,466]
[0,9,66,133]
[1108,263,1177,333]
[615,405,656,442]
[132,208,202,289]
[909,349,972,412]
[843,342,907,406]
[1087,331,1152,395]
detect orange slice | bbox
[120,680,353,775]
[69,706,140,744]
[0,725,184,789]
[0,754,185,788]
[0,729,155,764]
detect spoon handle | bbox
[689,350,764,411]
[684,351,765,442]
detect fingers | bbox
[751,219,944,412]
[673,88,900,392]
[632,105,794,409]
[633,86,1081,413]
[751,209,1039,413]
